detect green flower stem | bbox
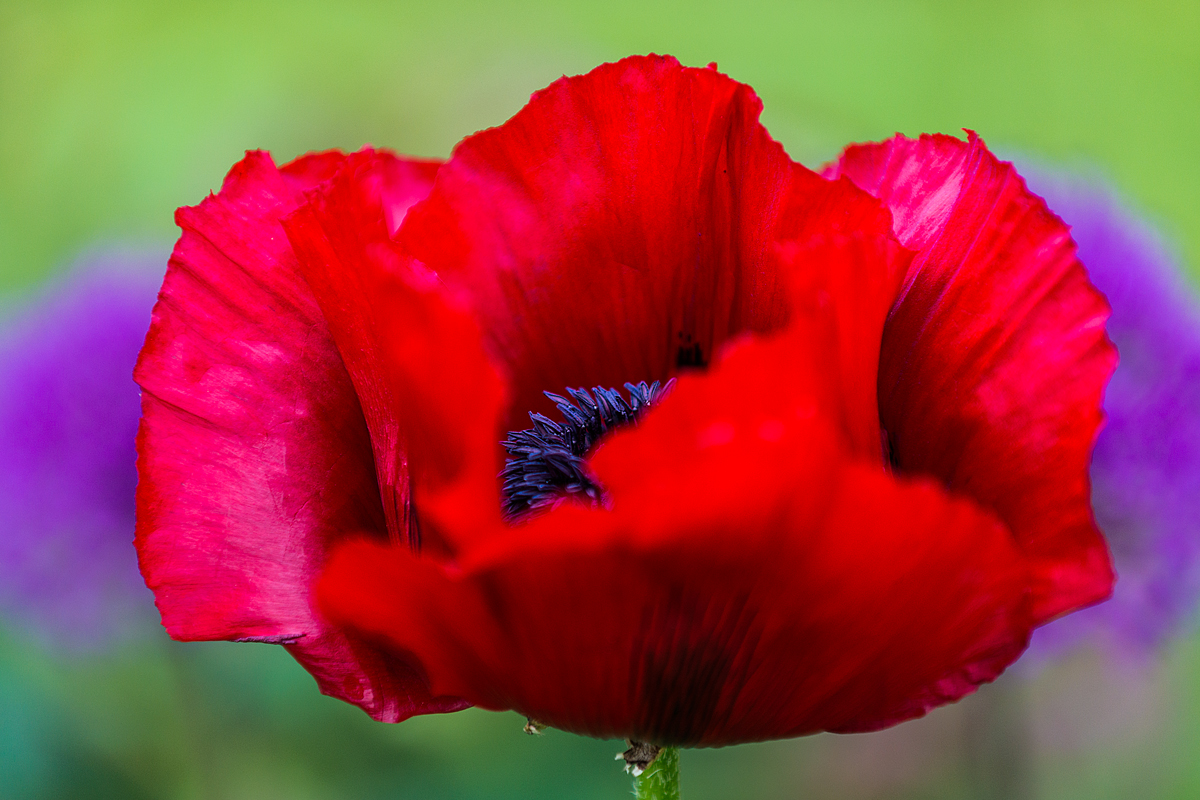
[634,747,680,800]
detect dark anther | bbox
[501,380,675,521]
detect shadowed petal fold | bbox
[135,150,463,721]
[826,133,1117,621]
[282,151,507,556]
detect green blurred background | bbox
[1,1,1198,797]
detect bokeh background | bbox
[1,1,1198,797]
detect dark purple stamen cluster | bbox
[501,380,675,521]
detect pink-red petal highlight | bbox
[135,150,463,721]
[827,132,1117,621]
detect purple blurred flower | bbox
[0,251,163,650]
[1022,169,1200,658]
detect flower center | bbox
[501,380,675,521]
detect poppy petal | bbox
[398,54,893,433]
[318,235,1033,745]
[826,133,1117,622]
[135,150,463,721]
[282,151,507,555]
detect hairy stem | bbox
[633,747,680,800]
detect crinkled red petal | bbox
[398,54,893,434]
[826,133,1117,622]
[135,150,464,721]
[319,234,1034,745]
[282,152,507,556]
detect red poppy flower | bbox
[135,55,1116,745]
